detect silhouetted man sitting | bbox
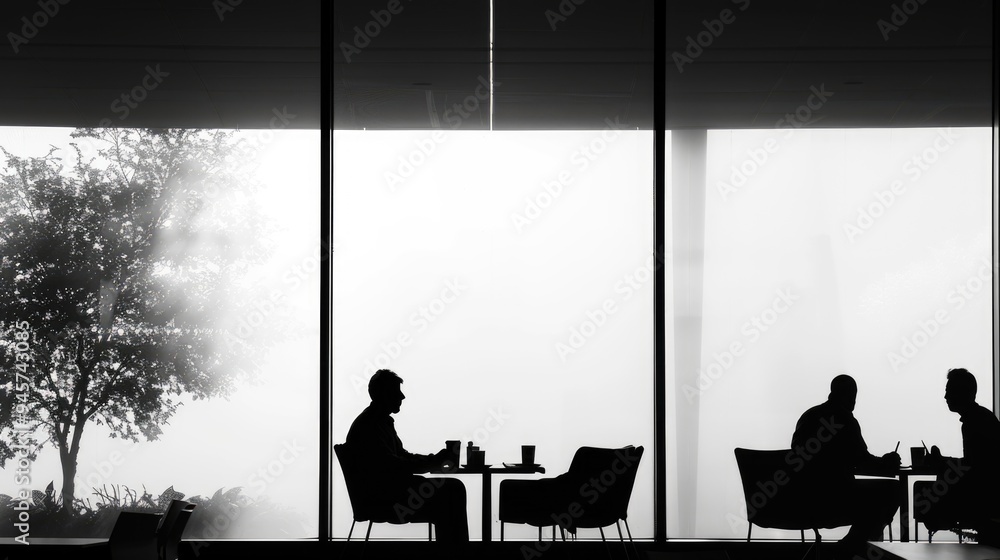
[920,368,1000,536]
[345,369,469,542]
[791,374,900,549]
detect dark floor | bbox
[16,541,879,560]
[0,539,939,560]
[267,540,881,560]
[211,540,868,560]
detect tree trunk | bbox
[59,442,79,516]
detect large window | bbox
[0,126,319,539]
[332,129,658,540]
[666,127,994,539]
[5,122,992,543]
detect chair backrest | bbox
[108,511,161,560]
[566,445,644,529]
[336,442,394,523]
[733,448,850,531]
[334,443,364,521]
[336,442,431,528]
[157,499,196,560]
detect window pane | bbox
[667,127,994,538]
[333,130,657,540]
[0,126,319,539]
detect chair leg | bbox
[617,521,631,560]
[539,526,543,541]
[348,520,355,542]
[798,529,821,560]
[747,524,752,542]
[501,522,504,542]
[428,523,432,541]
[801,529,805,543]
[552,526,556,541]
[624,519,640,560]
[560,526,567,541]
[362,520,373,560]
[597,527,613,560]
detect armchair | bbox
[734,447,853,555]
[499,445,643,545]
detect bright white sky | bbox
[2,125,993,541]
[686,127,994,539]
[332,129,657,541]
[0,126,320,537]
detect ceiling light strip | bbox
[489,0,494,131]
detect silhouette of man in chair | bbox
[920,368,1000,536]
[791,374,901,549]
[346,369,469,542]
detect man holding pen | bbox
[791,375,902,551]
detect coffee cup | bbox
[521,445,536,465]
[910,446,925,467]
[470,449,486,468]
[445,440,460,469]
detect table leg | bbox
[482,470,492,542]
[899,472,910,542]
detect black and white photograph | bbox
[1,1,997,559]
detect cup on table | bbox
[910,446,925,467]
[521,445,536,465]
[445,440,461,469]
[469,450,486,468]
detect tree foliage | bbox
[0,128,274,506]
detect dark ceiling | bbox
[336,0,994,130]
[0,0,321,129]
[1,1,993,130]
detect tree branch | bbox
[82,351,137,422]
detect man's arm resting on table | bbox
[397,447,448,473]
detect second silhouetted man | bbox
[791,374,901,549]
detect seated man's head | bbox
[369,369,405,413]
[829,374,858,412]
[944,368,977,413]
